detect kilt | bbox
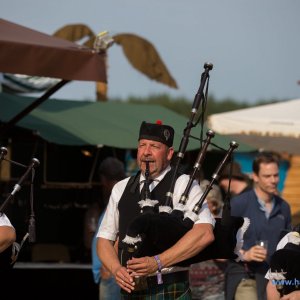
[121,280,191,300]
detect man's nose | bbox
[143,145,152,155]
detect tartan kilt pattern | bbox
[121,281,191,300]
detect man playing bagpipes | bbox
[97,120,215,299]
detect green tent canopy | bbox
[0,92,254,152]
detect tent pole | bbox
[0,79,70,135]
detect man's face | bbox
[252,162,279,196]
[137,139,174,178]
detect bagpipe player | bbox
[97,120,215,299]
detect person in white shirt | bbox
[0,213,15,254]
[97,120,215,299]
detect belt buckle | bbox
[134,276,148,291]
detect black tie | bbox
[140,179,153,200]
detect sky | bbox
[2,0,300,104]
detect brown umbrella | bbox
[0,19,106,82]
[0,18,107,82]
[0,19,108,132]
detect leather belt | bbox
[133,270,189,291]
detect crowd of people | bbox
[86,120,299,300]
[90,120,299,299]
[1,119,299,300]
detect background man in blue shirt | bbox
[225,152,292,300]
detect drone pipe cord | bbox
[122,141,245,267]
[164,63,213,209]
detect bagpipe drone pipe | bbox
[0,146,39,270]
[121,63,249,267]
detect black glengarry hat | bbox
[139,120,174,147]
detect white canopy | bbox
[207,99,300,154]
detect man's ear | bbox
[251,173,258,183]
[167,147,174,161]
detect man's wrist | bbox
[111,264,122,277]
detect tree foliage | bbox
[110,94,281,119]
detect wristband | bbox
[154,255,163,284]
